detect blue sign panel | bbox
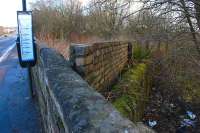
[17,11,36,67]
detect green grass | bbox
[112,63,151,121]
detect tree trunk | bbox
[194,0,200,30]
[180,0,200,57]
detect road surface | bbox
[0,36,42,133]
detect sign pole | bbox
[22,0,27,11]
[21,0,35,97]
[28,66,34,97]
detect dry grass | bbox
[36,33,104,59]
[38,37,69,58]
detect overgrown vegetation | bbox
[143,42,200,132]
[132,44,151,61]
[112,63,150,121]
[31,0,200,132]
[107,44,152,121]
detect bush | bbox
[132,44,151,62]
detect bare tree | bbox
[141,0,200,56]
[126,9,173,45]
[85,0,132,39]
[193,0,200,30]
[32,0,84,39]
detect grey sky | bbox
[0,0,34,27]
[0,0,142,27]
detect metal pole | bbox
[22,0,27,11]
[21,0,35,97]
[28,67,35,97]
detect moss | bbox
[111,63,151,122]
[113,96,133,118]
[130,63,147,82]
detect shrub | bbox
[132,44,151,62]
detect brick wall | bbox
[31,43,154,133]
[70,41,130,91]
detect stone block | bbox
[71,43,93,57]
[75,55,93,66]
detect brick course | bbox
[70,41,130,91]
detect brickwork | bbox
[31,44,154,133]
[70,42,129,91]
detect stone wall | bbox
[31,44,154,133]
[70,42,131,91]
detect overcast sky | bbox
[0,0,92,27]
[0,0,35,27]
[0,0,141,27]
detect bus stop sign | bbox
[17,11,37,67]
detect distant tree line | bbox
[0,26,5,35]
[31,0,174,40]
[32,0,200,52]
